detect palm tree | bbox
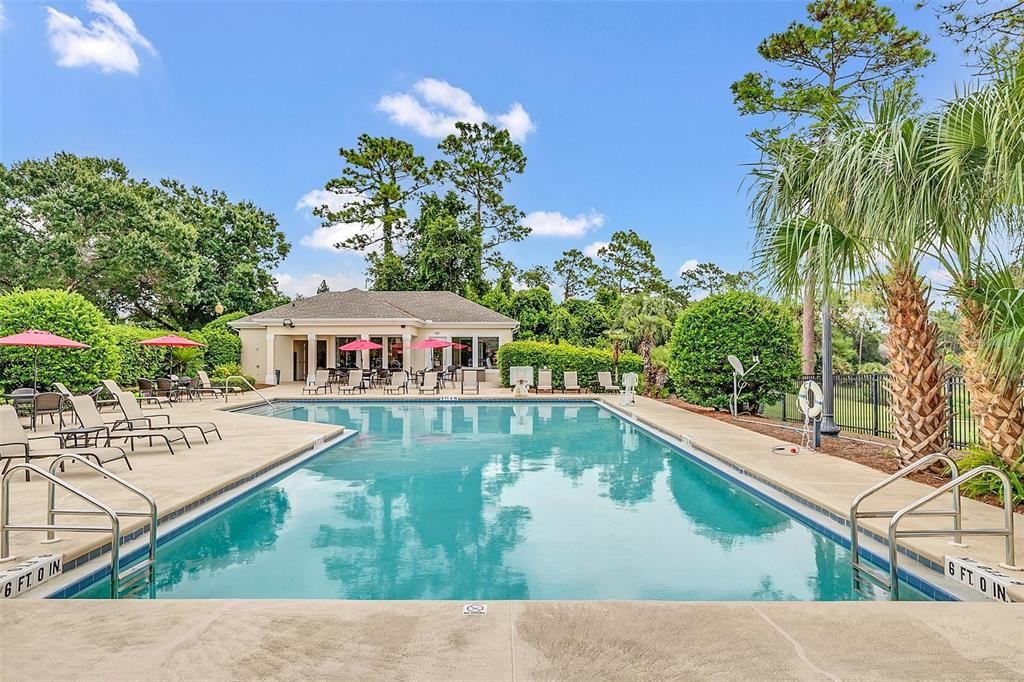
[619,294,676,395]
[604,328,628,384]
[749,97,949,464]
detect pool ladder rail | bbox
[224,375,274,408]
[850,452,1021,600]
[0,456,158,599]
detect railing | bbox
[224,375,273,408]
[1,459,158,598]
[764,373,1017,448]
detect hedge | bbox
[669,290,799,411]
[497,340,642,389]
[0,289,118,393]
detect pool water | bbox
[76,402,926,600]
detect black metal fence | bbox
[763,373,979,448]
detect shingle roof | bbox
[231,289,517,326]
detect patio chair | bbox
[52,382,74,400]
[462,369,480,395]
[88,385,119,412]
[7,388,36,417]
[535,369,553,393]
[302,369,332,395]
[0,405,131,480]
[112,391,221,445]
[337,369,366,395]
[137,378,173,408]
[562,371,582,393]
[154,378,180,402]
[31,392,65,431]
[597,371,620,393]
[66,395,185,455]
[383,372,409,395]
[196,370,242,398]
[418,371,440,394]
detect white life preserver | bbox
[798,380,823,418]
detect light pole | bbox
[819,299,840,435]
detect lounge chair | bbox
[113,391,221,445]
[535,369,553,393]
[383,372,409,395]
[193,370,240,399]
[302,369,332,395]
[0,405,130,479]
[337,369,366,395]
[52,382,74,400]
[597,371,621,393]
[66,395,185,455]
[418,371,440,394]
[462,369,480,395]
[31,392,65,431]
[562,371,582,393]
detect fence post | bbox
[947,376,956,448]
[871,373,880,437]
[781,386,787,422]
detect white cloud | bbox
[378,78,535,142]
[524,209,605,238]
[678,259,700,275]
[0,2,7,31]
[925,267,953,287]
[583,241,608,258]
[46,0,156,74]
[275,271,365,298]
[295,189,380,253]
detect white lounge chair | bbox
[67,395,186,455]
[462,369,480,395]
[598,371,620,393]
[195,370,242,398]
[418,371,439,394]
[0,404,131,479]
[113,391,222,445]
[337,369,366,394]
[536,369,553,393]
[302,369,332,395]
[562,371,582,393]
[383,372,409,395]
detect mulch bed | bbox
[663,398,1023,514]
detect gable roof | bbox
[231,289,517,326]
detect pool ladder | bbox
[1,456,158,598]
[850,452,1021,600]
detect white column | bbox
[264,330,277,385]
[306,332,317,385]
[402,333,412,372]
[360,333,370,369]
[472,336,479,367]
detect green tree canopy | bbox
[593,230,671,297]
[553,248,596,300]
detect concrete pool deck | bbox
[1,600,1021,680]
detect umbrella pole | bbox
[33,347,38,392]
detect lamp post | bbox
[214,302,225,315]
[820,300,840,435]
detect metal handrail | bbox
[1,463,122,596]
[45,455,158,593]
[887,465,1021,600]
[225,375,273,408]
[850,453,963,573]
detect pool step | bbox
[851,561,891,599]
[115,559,155,598]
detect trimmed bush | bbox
[669,291,799,411]
[211,363,255,391]
[497,340,642,389]
[0,288,118,393]
[200,327,241,369]
[108,326,208,384]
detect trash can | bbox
[274,369,281,385]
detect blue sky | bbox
[1,0,971,298]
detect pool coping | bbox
[42,396,975,601]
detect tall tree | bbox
[437,122,528,272]
[924,0,1023,70]
[553,249,596,300]
[316,279,330,294]
[594,230,670,297]
[732,0,933,375]
[520,265,553,290]
[318,135,437,289]
[406,192,484,295]
[678,262,756,298]
[619,293,678,394]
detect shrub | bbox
[200,327,242,368]
[108,326,207,384]
[0,288,118,393]
[858,361,888,374]
[669,291,799,411]
[497,340,642,389]
[211,363,255,391]
[950,447,1024,507]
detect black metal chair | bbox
[31,392,65,431]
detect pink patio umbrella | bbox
[0,329,90,390]
[138,334,207,376]
[337,339,383,351]
[409,338,459,350]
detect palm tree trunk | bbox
[640,337,655,395]
[801,276,816,375]
[885,266,948,465]
[960,303,1024,466]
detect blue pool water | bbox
[76,402,928,600]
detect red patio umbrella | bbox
[138,334,207,376]
[409,338,456,350]
[0,329,90,390]
[337,339,383,351]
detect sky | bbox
[0,0,974,298]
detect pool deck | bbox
[1,600,1021,680]
[2,383,1023,680]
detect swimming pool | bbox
[75,401,931,600]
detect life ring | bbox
[798,380,823,418]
